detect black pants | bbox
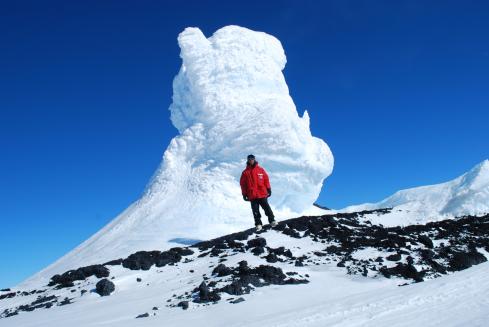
[250,197,275,226]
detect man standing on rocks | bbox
[240,154,277,231]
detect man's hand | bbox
[267,188,271,197]
[243,194,249,201]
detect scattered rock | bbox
[121,247,193,271]
[196,281,221,303]
[58,297,72,306]
[251,246,265,256]
[449,250,487,271]
[177,301,189,310]
[418,235,434,248]
[48,265,110,289]
[265,253,278,263]
[136,312,149,318]
[212,264,233,277]
[28,295,56,307]
[247,237,267,248]
[230,297,245,304]
[386,253,402,261]
[95,279,115,296]
[380,263,424,282]
[0,292,16,301]
[103,258,123,266]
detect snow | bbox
[341,160,489,226]
[19,25,333,288]
[3,225,489,327]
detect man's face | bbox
[247,158,255,164]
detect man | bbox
[240,154,277,231]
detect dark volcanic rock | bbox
[230,297,245,304]
[386,253,402,261]
[103,258,123,266]
[31,295,57,305]
[196,281,221,303]
[169,260,309,308]
[121,247,193,271]
[265,253,279,263]
[449,250,487,271]
[380,263,425,282]
[58,297,72,306]
[136,312,149,318]
[122,251,162,270]
[0,292,16,301]
[282,227,301,238]
[418,235,434,248]
[95,279,115,296]
[218,261,307,297]
[264,210,489,283]
[3,294,59,316]
[247,237,267,248]
[267,246,294,258]
[177,301,189,310]
[212,264,233,277]
[48,265,110,288]
[220,280,248,296]
[251,246,265,256]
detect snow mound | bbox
[342,160,489,225]
[20,25,333,287]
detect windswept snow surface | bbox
[3,218,488,327]
[341,160,489,226]
[20,25,334,288]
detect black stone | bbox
[136,312,149,318]
[177,301,189,310]
[418,235,434,248]
[247,237,267,248]
[230,297,245,304]
[265,253,278,263]
[197,281,221,303]
[251,246,265,256]
[58,297,72,306]
[48,265,110,288]
[386,253,402,261]
[212,264,233,277]
[449,251,487,271]
[95,279,115,296]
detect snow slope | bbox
[6,261,489,327]
[341,160,489,226]
[19,25,334,288]
[2,211,489,327]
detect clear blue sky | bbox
[1,0,488,288]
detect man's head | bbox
[247,154,256,165]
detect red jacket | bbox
[240,162,271,200]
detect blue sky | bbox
[1,0,488,287]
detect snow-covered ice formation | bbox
[20,25,334,287]
[342,159,489,226]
